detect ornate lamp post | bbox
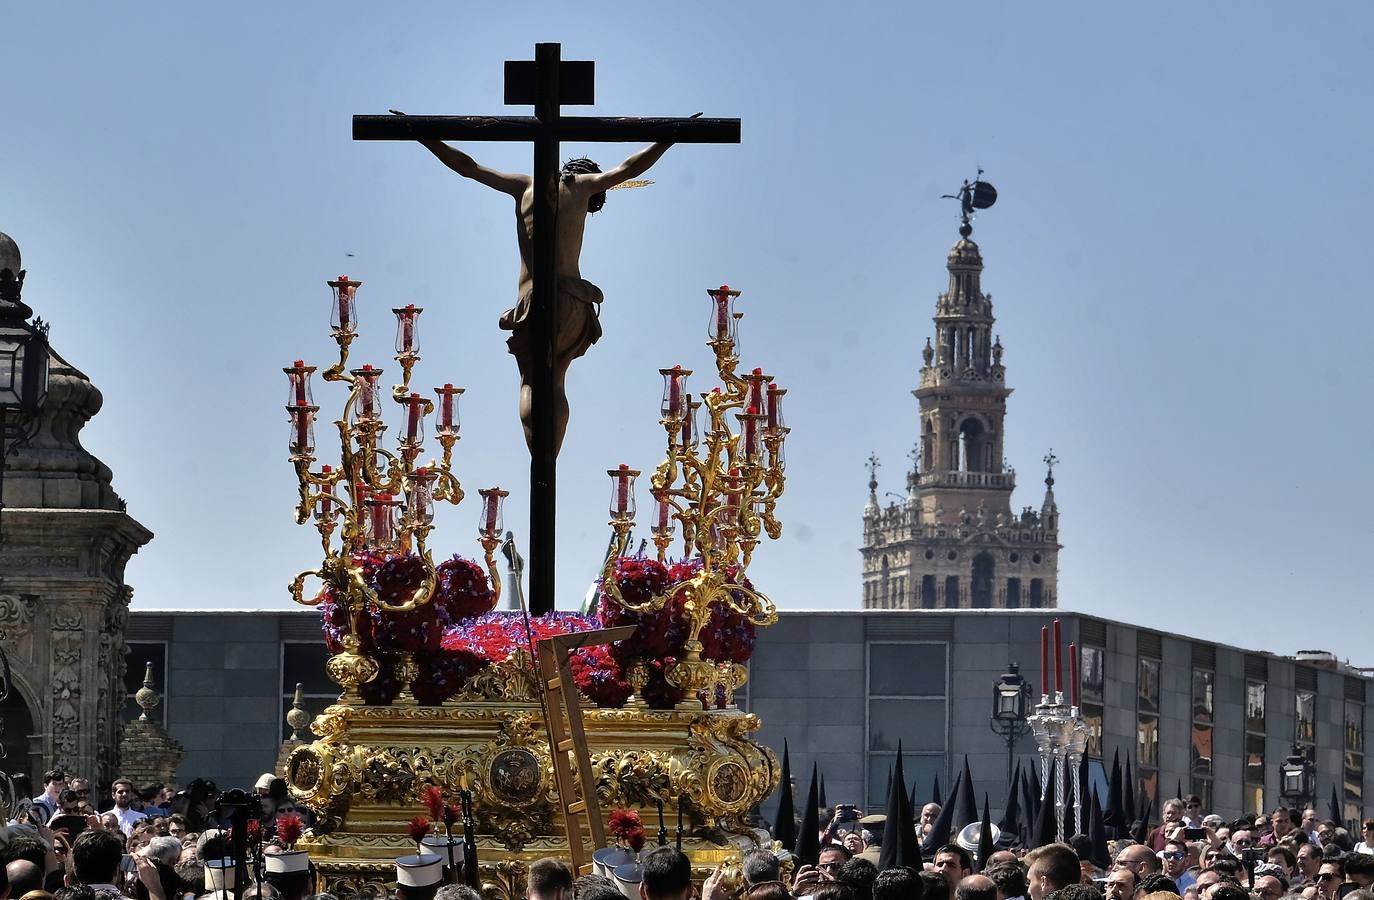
[1279,746,1315,807]
[990,662,1032,787]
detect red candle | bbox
[744,405,759,457]
[1069,641,1080,708]
[1040,625,1049,699]
[767,384,780,429]
[293,361,307,405]
[439,384,456,431]
[749,368,764,409]
[1053,618,1063,697]
[616,463,630,513]
[319,465,333,516]
[337,279,353,330]
[406,392,422,441]
[371,494,392,543]
[656,499,670,530]
[715,289,730,338]
[484,491,499,533]
[668,366,682,416]
[294,408,310,452]
[358,366,376,418]
[681,394,694,445]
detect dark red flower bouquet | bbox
[569,644,631,708]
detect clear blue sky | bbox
[6,3,1373,662]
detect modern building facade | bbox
[113,607,1372,828]
[861,224,1060,610]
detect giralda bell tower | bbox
[862,178,1060,610]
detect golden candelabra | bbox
[283,276,505,702]
[600,285,789,708]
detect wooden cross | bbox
[354,43,739,616]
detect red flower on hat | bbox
[443,802,460,830]
[421,784,445,821]
[277,813,304,850]
[607,808,642,841]
[407,816,432,854]
[245,819,262,844]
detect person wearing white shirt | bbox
[111,777,147,836]
[1355,819,1374,855]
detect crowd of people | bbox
[6,767,1374,900]
[1,769,317,900]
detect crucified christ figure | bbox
[393,110,696,453]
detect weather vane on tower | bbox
[942,167,998,237]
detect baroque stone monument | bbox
[0,231,153,785]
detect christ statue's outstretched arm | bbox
[389,109,529,197]
[576,112,703,192]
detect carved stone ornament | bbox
[0,594,35,640]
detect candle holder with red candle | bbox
[393,304,422,357]
[363,492,400,550]
[348,365,385,429]
[284,274,501,704]
[705,285,740,347]
[607,465,639,524]
[284,361,320,461]
[600,282,789,709]
[328,275,361,340]
[659,366,690,427]
[399,391,431,461]
[680,395,701,451]
[649,498,675,562]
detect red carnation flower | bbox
[626,826,647,853]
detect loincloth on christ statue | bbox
[499,276,604,365]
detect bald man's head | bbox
[6,858,43,898]
[956,874,998,900]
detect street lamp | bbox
[0,235,52,545]
[1279,746,1315,806]
[991,661,1033,786]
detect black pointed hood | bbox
[958,756,979,829]
[1089,785,1110,870]
[1031,758,1058,848]
[879,742,922,871]
[773,739,797,851]
[977,794,995,871]
[1104,750,1125,831]
[921,768,961,854]
[1132,794,1153,845]
[1123,757,1136,834]
[796,763,821,866]
[997,761,1022,837]
[1078,753,1091,835]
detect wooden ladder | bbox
[536,625,637,875]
